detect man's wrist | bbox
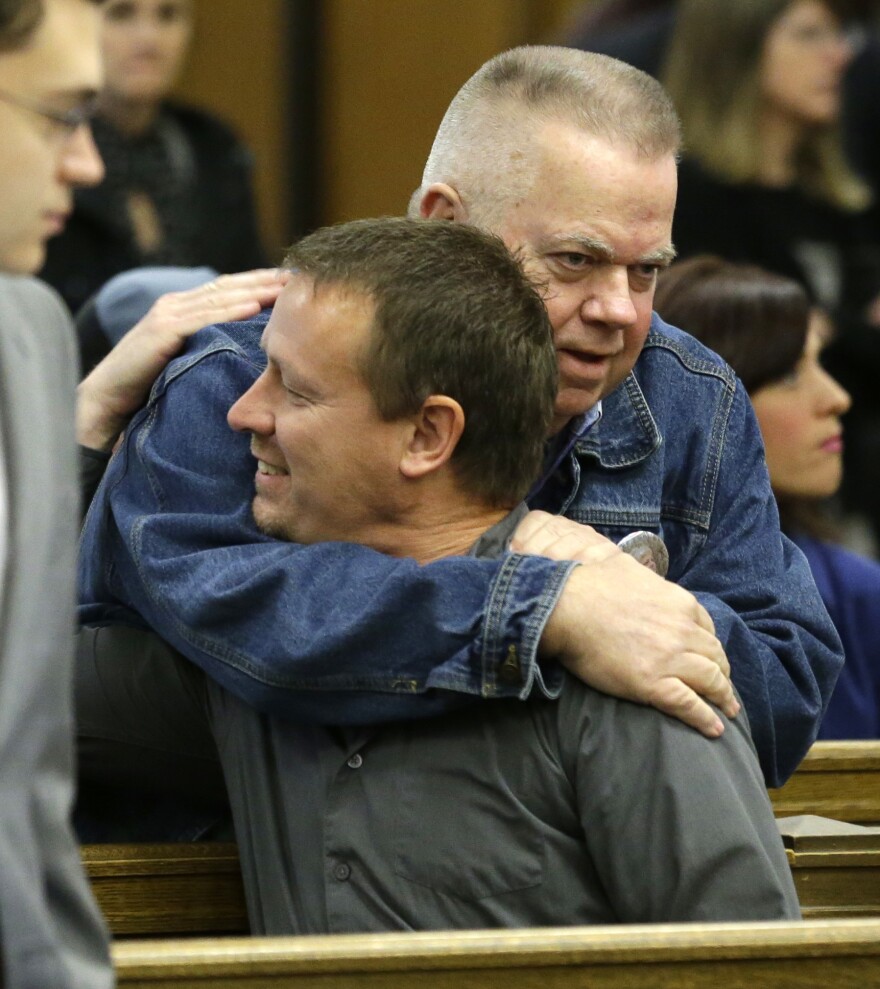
[75,383,126,452]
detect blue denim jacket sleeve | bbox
[78,316,575,724]
[680,384,843,785]
[557,319,845,788]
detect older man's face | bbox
[490,123,677,434]
[0,0,104,274]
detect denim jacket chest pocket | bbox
[561,340,738,580]
[565,462,712,583]
[392,707,546,901]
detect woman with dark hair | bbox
[38,0,267,317]
[661,0,880,541]
[655,256,879,739]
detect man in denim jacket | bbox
[79,46,842,787]
[78,216,800,929]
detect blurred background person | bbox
[655,256,880,739]
[39,0,267,319]
[563,0,676,76]
[659,0,880,551]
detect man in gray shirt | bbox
[79,216,800,933]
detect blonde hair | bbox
[411,45,681,225]
[662,0,869,211]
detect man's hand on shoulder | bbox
[511,511,738,737]
[76,269,289,452]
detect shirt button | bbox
[334,862,351,882]
[347,753,363,769]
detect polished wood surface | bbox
[779,815,880,920]
[84,810,880,937]
[82,842,248,936]
[113,921,880,987]
[769,742,880,824]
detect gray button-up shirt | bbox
[77,509,800,933]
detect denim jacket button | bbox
[498,644,522,684]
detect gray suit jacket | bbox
[0,276,111,988]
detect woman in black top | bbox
[40,0,267,318]
[661,0,880,539]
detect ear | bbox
[418,183,469,222]
[399,395,465,480]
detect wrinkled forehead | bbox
[491,126,677,253]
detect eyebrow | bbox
[544,234,677,266]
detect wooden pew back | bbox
[84,816,880,938]
[779,816,880,920]
[82,842,248,936]
[113,921,880,988]
[769,741,880,824]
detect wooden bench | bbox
[85,815,880,938]
[779,816,880,920]
[112,920,880,987]
[769,742,880,824]
[82,842,248,937]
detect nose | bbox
[828,29,854,71]
[227,371,276,436]
[579,265,638,329]
[132,11,174,52]
[817,366,851,416]
[59,124,105,188]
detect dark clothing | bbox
[673,157,880,314]
[76,513,799,933]
[673,157,880,536]
[795,533,880,740]
[80,446,111,517]
[40,102,268,321]
[565,2,675,77]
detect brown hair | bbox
[283,217,557,507]
[662,0,869,210]
[654,255,809,393]
[655,255,838,538]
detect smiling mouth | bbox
[257,459,287,476]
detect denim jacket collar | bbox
[574,369,662,470]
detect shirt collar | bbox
[526,401,603,503]
[574,372,661,469]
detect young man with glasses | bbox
[0,2,285,985]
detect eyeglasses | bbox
[0,90,99,139]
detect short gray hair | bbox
[412,45,681,224]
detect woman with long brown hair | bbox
[662,0,880,550]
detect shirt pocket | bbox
[391,765,545,902]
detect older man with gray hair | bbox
[78,216,800,931]
[79,44,841,815]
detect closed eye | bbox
[283,385,311,404]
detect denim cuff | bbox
[479,554,580,700]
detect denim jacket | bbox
[79,311,843,787]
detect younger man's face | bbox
[0,0,104,274]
